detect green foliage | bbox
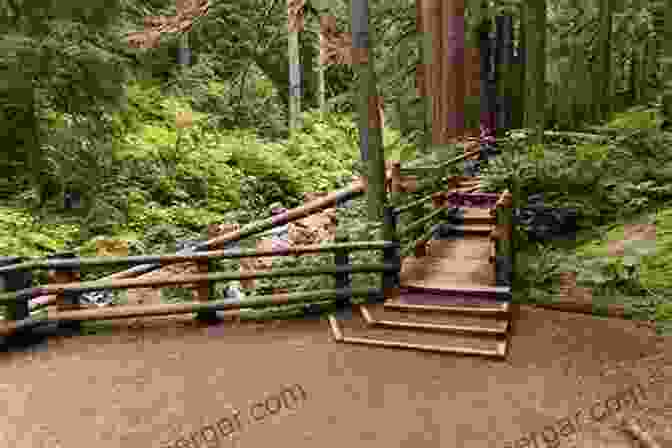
[0,207,79,257]
[655,302,672,321]
[1,80,367,260]
[0,0,129,204]
[606,107,662,130]
[496,109,672,323]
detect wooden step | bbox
[402,284,511,297]
[447,176,481,187]
[360,305,509,335]
[328,314,507,358]
[436,223,494,236]
[443,191,500,209]
[456,185,482,193]
[396,284,511,301]
[384,297,510,316]
[427,224,494,240]
[427,236,491,259]
[460,208,497,225]
[401,257,496,289]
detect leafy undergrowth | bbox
[502,106,672,334]
[1,84,416,328]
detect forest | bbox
[1,0,671,332]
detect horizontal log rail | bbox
[393,192,435,216]
[5,181,367,311]
[90,180,365,284]
[0,241,397,274]
[400,146,481,171]
[0,262,401,303]
[543,130,611,142]
[0,287,386,336]
[397,208,445,238]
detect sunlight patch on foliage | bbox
[575,208,672,290]
[606,107,662,130]
[0,207,79,257]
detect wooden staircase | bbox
[328,176,514,359]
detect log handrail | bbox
[0,287,386,336]
[1,241,396,274]
[0,261,401,304]
[10,180,367,311]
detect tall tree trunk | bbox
[422,0,466,152]
[570,0,592,126]
[652,0,672,123]
[522,0,546,144]
[317,43,326,116]
[596,0,613,121]
[516,1,526,130]
[442,0,466,144]
[478,9,496,136]
[417,0,432,153]
[495,14,514,135]
[631,44,642,104]
[351,0,386,222]
[288,27,301,133]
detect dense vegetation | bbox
[1,0,671,331]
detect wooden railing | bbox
[0,239,401,336]
[386,150,514,288]
[490,190,514,287]
[387,146,484,258]
[0,148,516,339]
[0,180,408,338]
[19,180,368,313]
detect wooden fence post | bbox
[195,228,223,323]
[48,252,82,332]
[333,234,352,318]
[194,256,218,323]
[0,257,31,323]
[382,206,400,302]
[492,191,513,287]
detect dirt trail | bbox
[1,305,670,448]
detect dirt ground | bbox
[1,305,671,448]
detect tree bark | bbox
[351,0,386,223]
[596,0,613,120]
[522,0,546,144]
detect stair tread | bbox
[403,278,496,289]
[385,297,510,314]
[363,304,509,333]
[452,224,493,231]
[427,237,492,259]
[430,224,494,234]
[401,256,496,288]
[456,185,481,192]
[403,257,491,271]
[336,335,507,357]
[401,284,511,295]
[461,208,496,219]
[334,311,506,354]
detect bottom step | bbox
[328,314,507,358]
[360,305,509,335]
